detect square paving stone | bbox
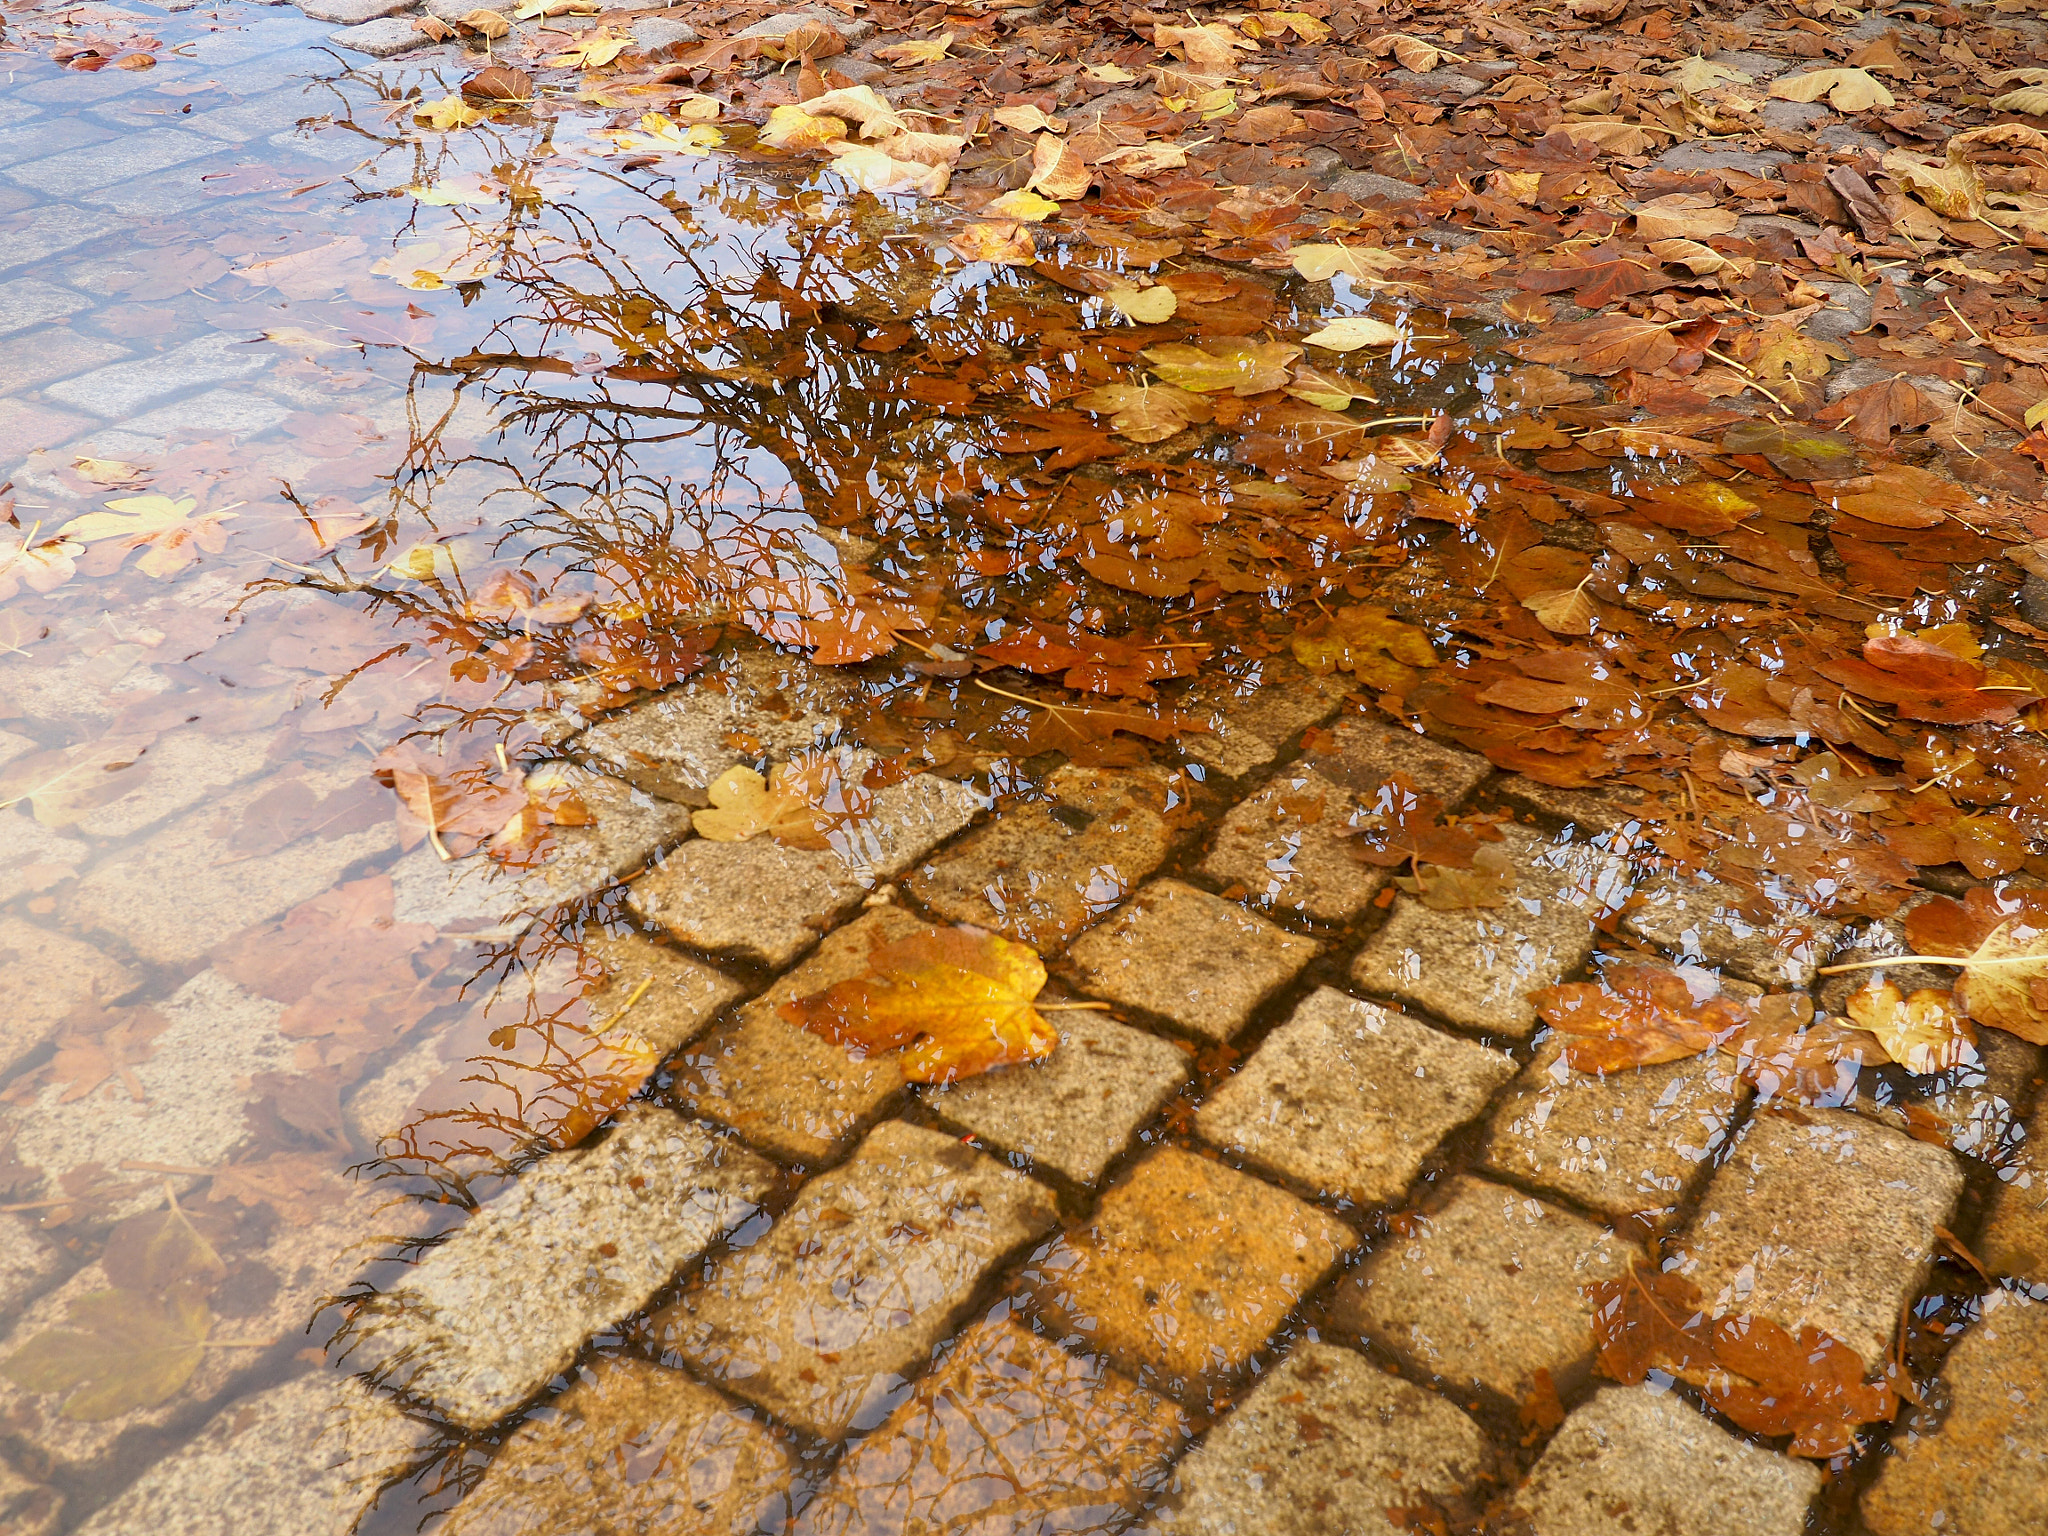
[907,765,1175,952]
[342,1105,776,1429]
[1665,1107,1963,1371]
[1514,1386,1819,1536]
[5,127,217,197]
[1174,656,1352,777]
[1197,766,1391,922]
[1622,872,1844,988]
[1978,1095,2048,1286]
[922,1011,1190,1186]
[438,1356,796,1536]
[1330,1175,1636,1404]
[1310,712,1494,804]
[1347,824,1628,1040]
[794,1317,1190,1536]
[654,1119,1057,1441]
[1065,880,1319,1044]
[0,916,138,1079]
[663,906,927,1164]
[0,329,129,395]
[41,331,268,419]
[328,16,431,56]
[1022,1146,1354,1399]
[1481,1037,1747,1233]
[628,767,981,968]
[1861,1288,2048,1536]
[1148,1340,1493,1536]
[0,812,85,906]
[70,1369,433,1536]
[1197,988,1516,1208]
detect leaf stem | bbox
[1817,953,2044,975]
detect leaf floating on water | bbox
[1289,604,1437,692]
[56,495,235,579]
[691,757,870,850]
[780,925,1059,1083]
[1533,964,1750,1072]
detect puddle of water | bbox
[0,2,2043,1530]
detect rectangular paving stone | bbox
[301,0,415,20]
[1482,1036,1747,1233]
[1312,712,1495,803]
[5,127,218,197]
[922,1011,1190,1187]
[1665,1107,1963,1370]
[0,329,130,396]
[1862,1288,2048,1536]
[628,767,981,968]
[1197,988,1516,1208]
[0,916,139,1079]
[655,1119,1058,1441]
[0,118,115,170]
[41,331,269,419]
[68,726,275,840]
[1150,1340,1492,1536]
[1348,823,1628,1040]
[0,812,86,906]
[112,386,290,443]
[0,277,91,336]
[1022,1146,1353,1399]
[1622,872,1844,987]
[1494,775,1657,836]
[439,1356,796,1536]
[907,764,1174,952]
[663,905,926,1163]
[1197,765,1390,922]
[1065,880,1319,1043]
[71,1369,433,1536]
[1331,1174,1636,1404]
[342,1105,776,1429]
[794,1317,1189,1536]
[329,15,429,55]
[1515,1386,1820,1536]
[0,206,125,274]
[1174,656,1352,778]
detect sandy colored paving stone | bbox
[653,1120,1057,1441]
[1348,824,1628,1040]
[921,1012,1190,1187]
[1330,1175,1636,1404]
[342,1105,775,1430]
[1197,989,1515,1208]
[1494,775,1656,836]
[0,1212,63,1322]
[1147,1340,1492,1536]
[574,647,857,805]
[628,768,982,968]
[1664,1107,1962,1372]
[1513,1386,1820,1536]
[2,969,296,1222]
[0,915,138,1079]
[70,1368,433,1536]
[1481,1037,1747,1234]
[1862,1288,2048,1535]
[663,906,926,1163]
[1978,1096,2048,1285]
[388,765,695,938]
[1021,1147,1354,1399]
[59,761,398,967]
[67,727,277,841]
[1311,713,1494,804]
[0,811,85,906]
[1621,873,1844,988]
[907,765,1175,952]
[1065,880,1319,1044]
[0,1455,59,1536]
[438,1356,796,1536]
[794,1317,1190,1536]
[1196,766,1391,922]
[1174,656,1353,778]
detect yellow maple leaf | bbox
[547,30,628,68]
[605,112,724,155]
[690,757,869,850]
[780,925,1060,1082]
[57,495,237,579]
[413,94,482,132]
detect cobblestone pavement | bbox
[1,6,2046,1536]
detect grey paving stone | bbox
[1666,1107,1963,1370]
[328,16,427,55]
[1149,1340,1491,1536]
[439,1357,794,1536]
[1198,988,1516,1207]
[1975,1089,2048,1286]
[113,386,290,443]
[1314,712,1493,803]
[1622,872,1844,987]
[61,762,398,967]
[388,764,694,938]
[0,915,139,1080]
[1066,879,1319,1043]
[71,1369,433,1536]
[1516,1386,1820,1536]
[42,332,269,420]
[0,206,125,274]
[5,127,217,197]
[631,16,699,50]
[1494,774,1659,835]
[424,0,513,16]
[1348,823,1628,1040]
[343,1105,775,1429]
[1332,1175,1636,1403]
[922,1011,1190,1186]
[300,0,415,21]
[735,8,875,43]
[0,1456,58,1536]
[0,330,131,397]
[574,647,856,805]
[185,90,322,144]
[1173,656,1351,777]
[1862,1287,2048,1536]
[1482,1036,1747,1233]
[1328,168,1428,202]
[0,278,90,338]
[0,119,117,172]
[795,1317,1187,1536]
[655,1119,1057,1440]
[906,764,1172,952]
[68,727,274,840]
[628,759,979,968]
[663,905,925,1163]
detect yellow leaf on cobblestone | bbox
[1843,977,1976,1074]
[1768,67,1893,111]
[547,31,628,69]
[1956,920,2048,1043]
[1302,315,1404,351]
[414,94,483,132]
[1290,603,1437,691]
[827,143,951,197]
[877,32,954,67]
[691,759,868,850]
[950,220,1035,264]
[1104,285,1177,324]
[986,187,1061,222]
[1026,133,1092,201]
[760,104,849,151]
[58,494,236,578]
[1144,339,1301,396]
[780,925,1058,1082]
[605,113,724,156]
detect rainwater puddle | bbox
[1,5,2044,1534]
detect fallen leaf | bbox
[414,94,483,132]
[690,757,868,850]
[1956,920,2048,1044]
[1302,315,1404,351]
[1533,964,1750,1072]
[1769,67,1894,112]
[56,494,235,578]
[1,1290,211,1421]
[950,220,1036,264]
[1144,339,1302,396]
[1026,133,1092,201]
[985,187,1060,222]
[1104,285,1177,324]
[1072,382,1212,443]
[1844,977,1976,1074]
